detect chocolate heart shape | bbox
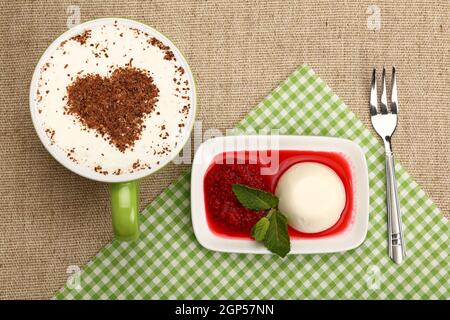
[66,67,159,152]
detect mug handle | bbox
[110,181,140,241]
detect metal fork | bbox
[370,66,406,264]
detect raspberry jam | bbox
[203,150,354,239]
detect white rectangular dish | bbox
[190,135,369,254]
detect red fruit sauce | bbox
[203,150,354,239]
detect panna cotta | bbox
[275,162,346,233]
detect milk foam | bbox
[35,22,193,175]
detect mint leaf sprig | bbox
[232,184,290,257]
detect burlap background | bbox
[0,0,448,299]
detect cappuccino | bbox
[35,21,193,175]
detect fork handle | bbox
[385,150,406,264]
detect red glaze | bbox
[203,150,354,239]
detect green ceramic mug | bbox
[29,18,196,241]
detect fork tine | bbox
[391,66,398,114]
[370,68,378,116]
[380,67,388,114]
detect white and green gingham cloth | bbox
[56,65,449,299]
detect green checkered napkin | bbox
[56,65,449,299]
